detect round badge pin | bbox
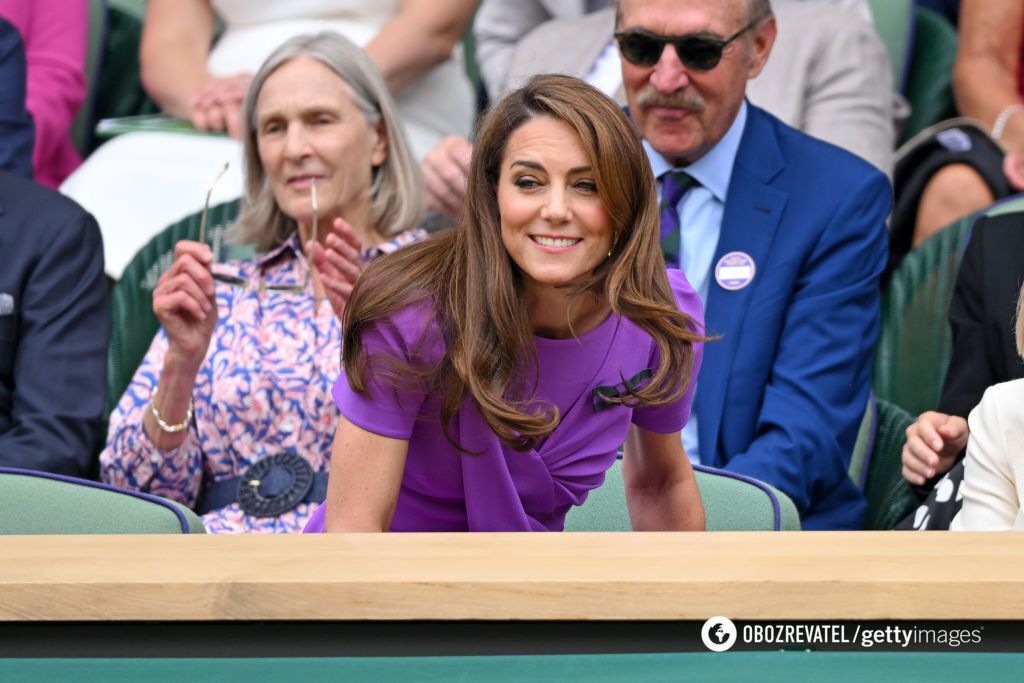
[714,251,756,291]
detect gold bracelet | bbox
[150,386,193,433]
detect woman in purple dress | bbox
[307,74,707,532]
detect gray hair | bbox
[1017,282,1024,358]
[614,0,773,27]
[229,31,424,252]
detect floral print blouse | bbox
[100,229,426,533]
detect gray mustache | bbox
[635,87,706,113]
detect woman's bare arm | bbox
[622,425,704,531]
[323,414,409,532]
[140,0,218,118]
[364,0,476,94]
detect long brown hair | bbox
[343,74,705,451]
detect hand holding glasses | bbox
[614,17,761,71]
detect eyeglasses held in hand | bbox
[614,19,760,71]
[199,167,319,295]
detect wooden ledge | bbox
[1,532,1022,621]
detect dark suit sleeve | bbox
[0,208,109,476]
[0,18,35,180]
[723,170,890,524]
[938,217,996,419]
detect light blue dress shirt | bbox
[644,101,748,463]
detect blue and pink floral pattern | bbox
[100,230,425,533]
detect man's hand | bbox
[901,411,969,485]
[421,135,472,218]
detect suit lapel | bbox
[697,106,788,465]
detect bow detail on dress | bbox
[591,368,653,412]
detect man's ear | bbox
[745,15,777,79]
[371,118,388,168]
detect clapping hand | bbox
[309,217,364,319]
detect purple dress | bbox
[305,269,703,532]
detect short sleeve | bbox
[333,303,443,440]
[631,269,705,433]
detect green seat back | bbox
[92,0,158,126]
[564,460,800,531]
[70,0,108,157]
[108,0,145,19]
[105,199,244,420]
[899,8,958,145]
[847,395,877,491]
[0,468,205,534]
[874,196,1024,417]
[873,214,973,417]
[862,399,917,530]
[865,0,914,91]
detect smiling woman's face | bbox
[497,115,613,297]
[255,55,387,229]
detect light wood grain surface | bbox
[1,532,1022,621]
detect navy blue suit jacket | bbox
[0,171,108,476]
[694,104,890,529]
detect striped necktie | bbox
[659,170,698,269]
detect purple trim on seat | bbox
[0,467,193,533]
[692,464,782,531]
[859,393,878,490]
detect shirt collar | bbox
[644,100,748,203]
[257,232,304,269]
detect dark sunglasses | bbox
[614,19,760,71]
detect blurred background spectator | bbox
[0,0,87,187]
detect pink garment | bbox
[0,0,86,187]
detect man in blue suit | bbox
[0,169,109,476]
[617,0,890,528]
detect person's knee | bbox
[914,164,995,247]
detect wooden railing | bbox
[2,532,1023,621]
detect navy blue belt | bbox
[197,452,328,517]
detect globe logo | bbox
[701,616,738,652]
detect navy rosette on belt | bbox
[198,453,328,517]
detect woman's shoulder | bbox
[970,380,1024,447]
[359,295,447,362]
[977,379,1024,417]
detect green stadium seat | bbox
[875,196,1024,418]
[874,214,973,417]
[865,0,914,91]
[899,7,959,145]
[0,467,205,534]
[564,460,801,531]
[862,399,917,530]
[70,0,108,157]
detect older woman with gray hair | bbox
[100,32,425,533]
